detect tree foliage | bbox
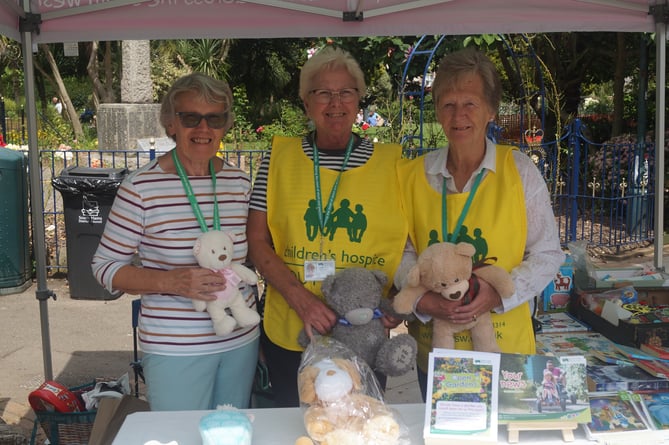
[1,33,662,149]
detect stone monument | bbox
[97,40,163,151]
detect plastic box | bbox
[541,255,574,312]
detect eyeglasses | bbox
[175,111,228,129]
[309,88,359,104]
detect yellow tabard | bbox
[264,136,408,351]
[397,145,534,371]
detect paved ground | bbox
[1,243,665,443]
[0,278,140,443]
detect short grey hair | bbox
[160,72,235,139]
[299,46,367,101]
[431,48,502,114]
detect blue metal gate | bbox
[556,119,655,252]
[491,117,655,252]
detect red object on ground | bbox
[29,381,85,413]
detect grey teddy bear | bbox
[300,267,417,378]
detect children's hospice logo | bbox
[427,225,489,263]
[304,198,367,243]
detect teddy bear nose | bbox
[218,254,227,261]
[447,291,462,300]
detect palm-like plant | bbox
[176,39,230,79]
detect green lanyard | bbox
[442,169,485,243]
[172,149,219,232]
[312,134,355,239]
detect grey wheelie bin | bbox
[52,166,128,299]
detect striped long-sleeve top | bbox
[92,157,259,356]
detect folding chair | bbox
[250,279,275,407]
[131,298,145,398]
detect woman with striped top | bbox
[246,46,409,407]
[92,73,259,411]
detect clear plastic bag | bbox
[579,285,639,316]
[567,240,594,277]
[297,336,410,445]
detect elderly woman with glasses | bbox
[246,46,410,407]
[394,48,564,400]
[92,72,259,411]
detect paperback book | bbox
[534,312,591,334]
[424,349,500,445]
[610,343,669,377]
[632,358,669,379]
[587,364,669,392]
[638,391,669,430]
[535,332,616,359]
[641,343,669,360]
[614,343,668,362]
[590,349,635,367]
[584,391,656,441]
[497,354,591,424]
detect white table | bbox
[112,403,596,444]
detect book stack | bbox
[583,391,660,443]
[537,332,669,388]
[534,312,591,334]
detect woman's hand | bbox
[416,278,502,324]
[295,290,338,340]
[165,267,227,301]
[381,313,403,329]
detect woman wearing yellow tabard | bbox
[394,48,564,399]
[247,46,408,407]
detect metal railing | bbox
[37,147,266,274]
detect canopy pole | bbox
[20,0,56,381]
[652,2,667,270]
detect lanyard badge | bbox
[172,149,219,232]
[304,135,355,281]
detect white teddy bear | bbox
[192,230,260,336]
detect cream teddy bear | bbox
[297,357,401,445]
[393,241,514,352]
[192,230,260,336]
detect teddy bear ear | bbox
[372,270,388,287]
[297,366,319,404]
[193,238,202,256]
[320,273,336,295]
[454,242,476,258]
[406,264,421,287]
[227,232,242,243]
